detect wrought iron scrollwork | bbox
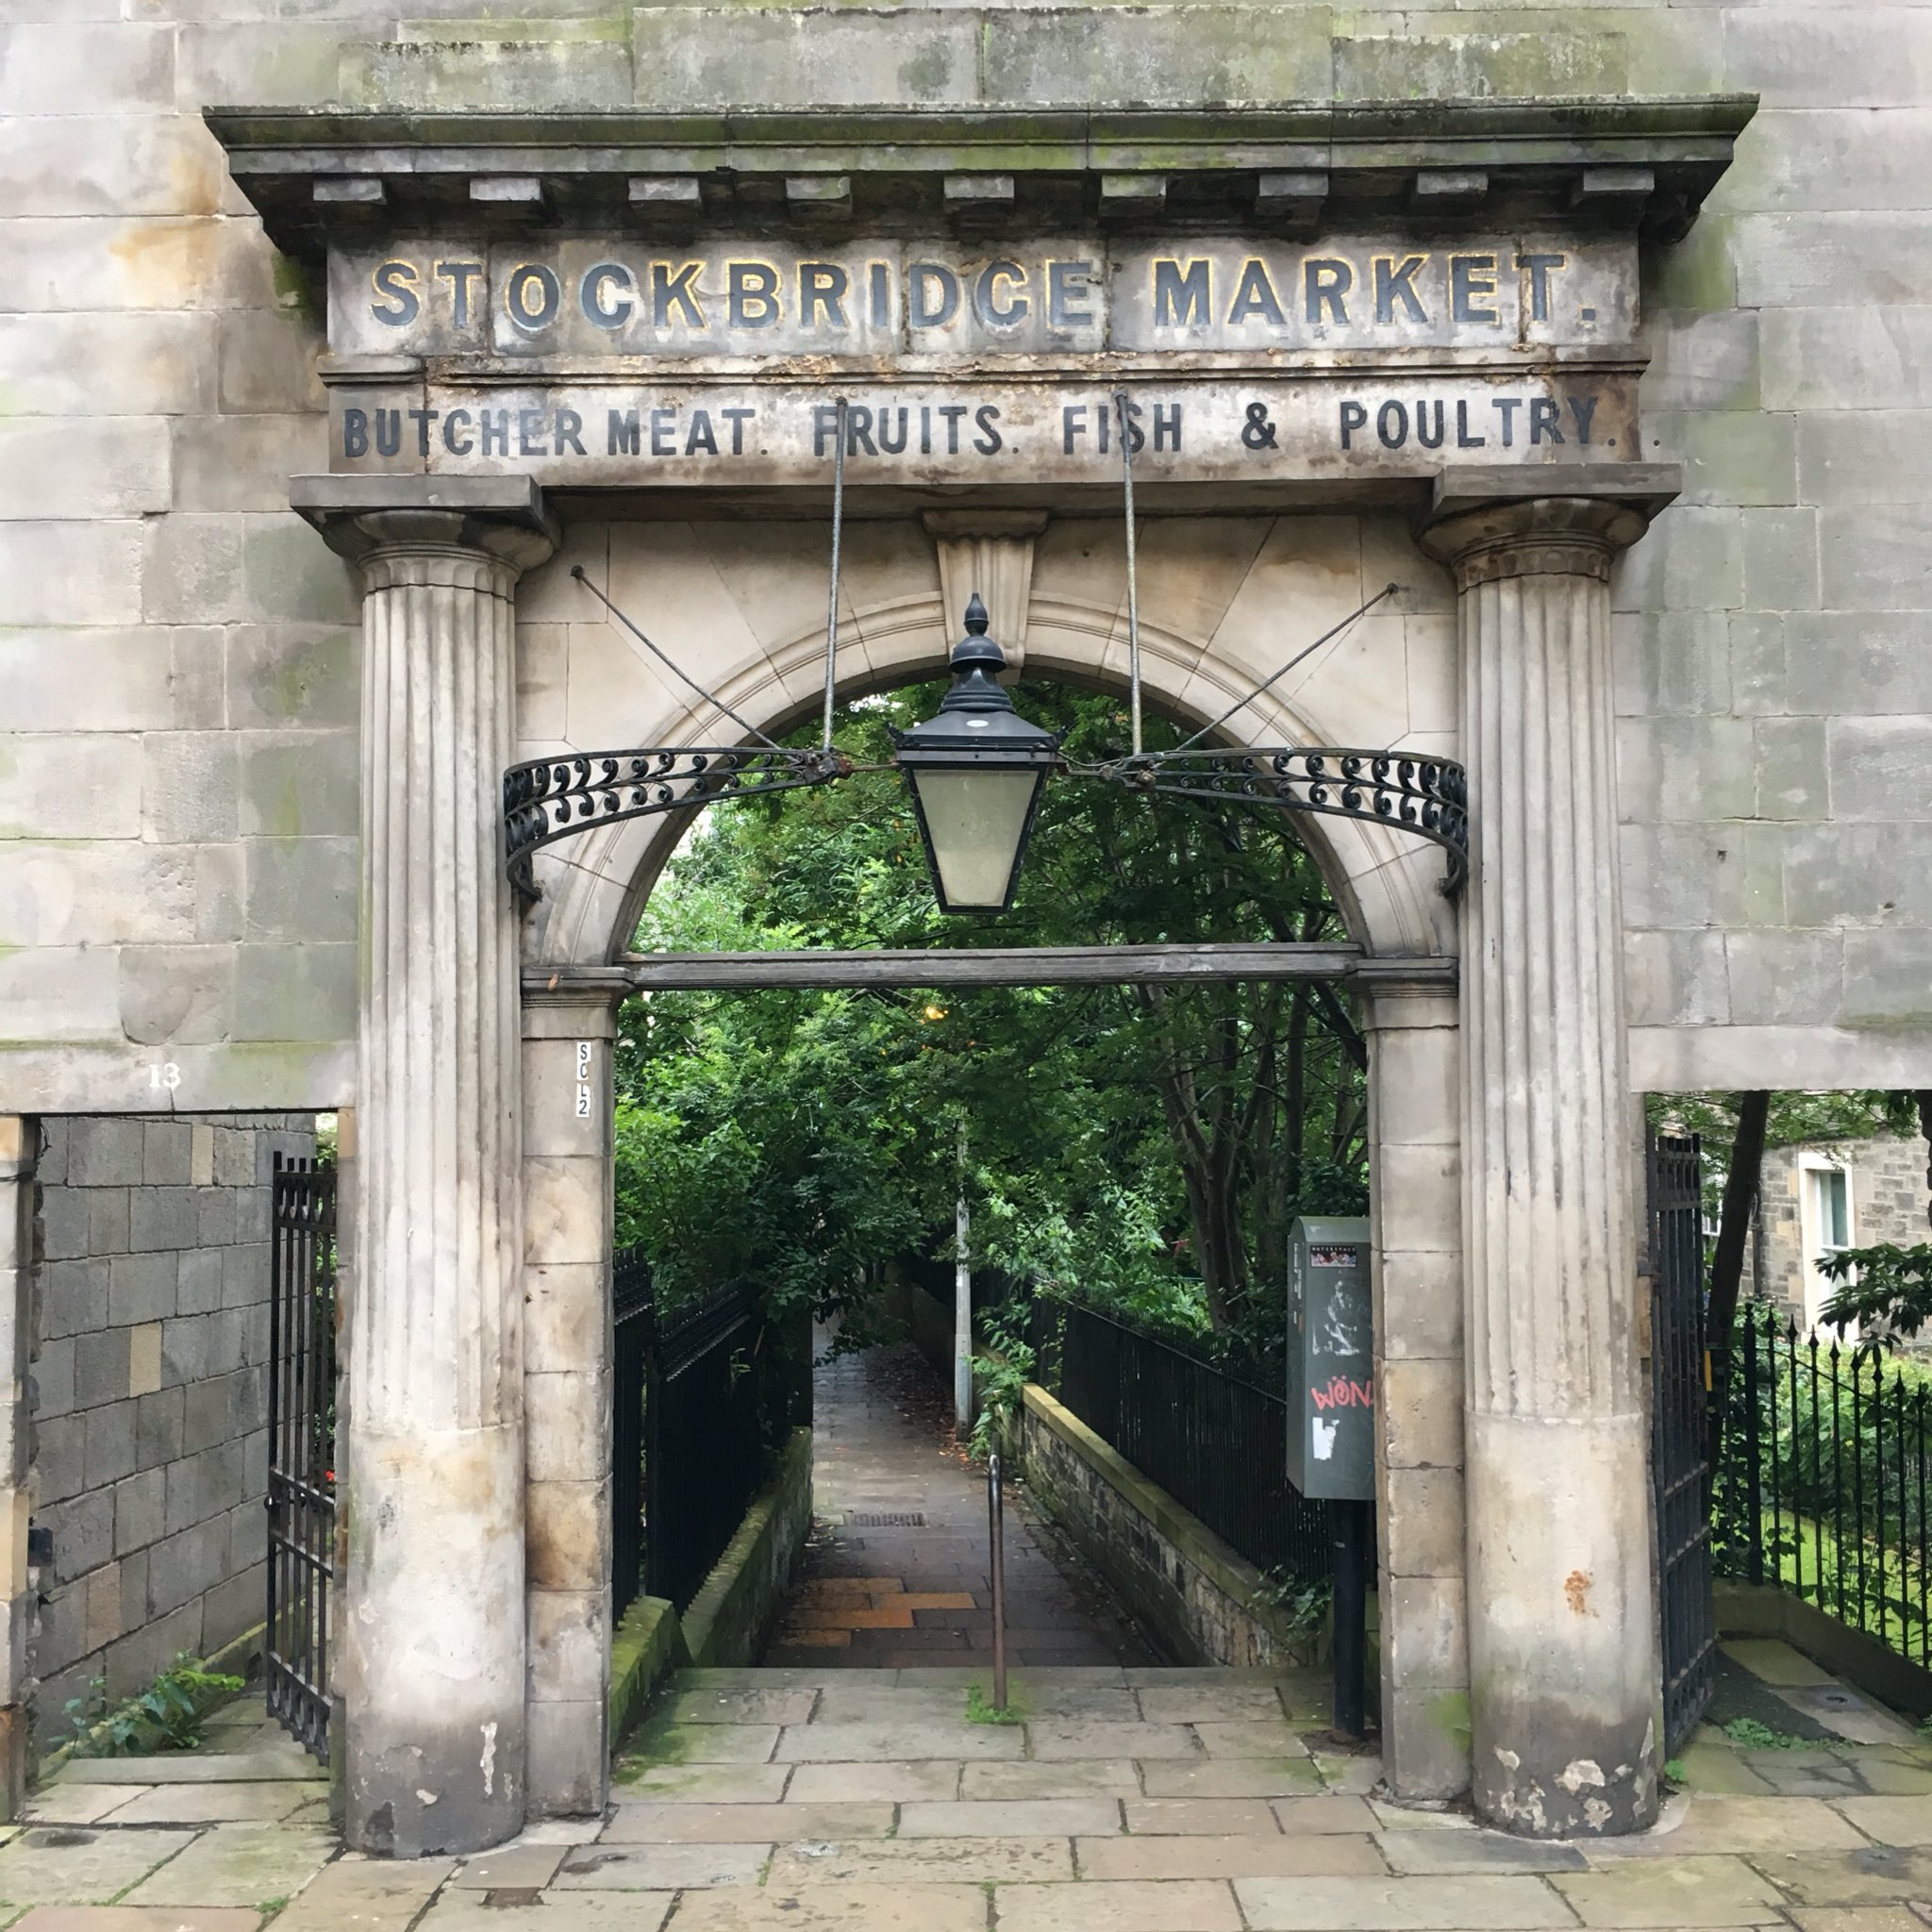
[503,747,847,900]
[1111,747,1470,893]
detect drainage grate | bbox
[846,1511,926,1527]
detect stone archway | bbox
[505,501,1472,1823]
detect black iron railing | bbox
[266,1156,337,1762]
[1028,1295,1331,1583]
[1715,1305,1932,1666]
[611,1248,779,1617]
[612,1244,653,1624]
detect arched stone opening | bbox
[507,505,1471,1824]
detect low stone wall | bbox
[1016,1384,1318,1670]
[608,1427,813,1746]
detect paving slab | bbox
[101,1784,312,1825]
[783,1760,959,1803]
[1831,1795,1932,1844]
[1765,1844,1932,1905]
[1234,1872,1578,1929]
[603,1804,895,1842]
[662,1688,820,1727]
[613,1765,791,1803]
[122,1823,335,1907]
[1027,1721,1199,1760]
[1583,1793,1871,1859]
[1549,1853,1793,1924]
[806,1687,972,1724]
[555,1842,770,1889]
[0,1829,198,1907]
[62,1753,323,1786]
[1674,1740,1777,1795]
[993,1877,1243,1930]
[961,1759,1141,1799]
[1721,1639,1840,1687]
[267,1849,451,1932]
[10,1911,262,1931]
[19,1790,152,1827]
[1310,1752,1386,1794]
[627,1724,779,1766]
[1077,1831,1387,1879]
[774,1720,1024,1761]
[1375,1828,1587,1874]
[1139,1685,1299,1724]
[449,1843,571,1888]
[1775,1685,1918,1748]
[1141,1757,1324,1798]
[1845,1757,1932,1795]
[416,1894,674,1932]
[1784,1912,1930,1931]
[1124,1798,1284,1835]
[1194,1720,1310,1757]
[1363,1799,1472,1832]
[768,1834,1072,1884]
[667,1882,989,1931]
[900,1799,1120,1837]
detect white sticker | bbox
[576,1040,592,1078]
[575,1084,591,1119]
[1311,1417,1340,1461]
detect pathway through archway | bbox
[766,1338,1151,1669]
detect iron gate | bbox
[1650,1130,1717,1756]
[267,1155,338,1761]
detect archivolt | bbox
[521,590,1457,968]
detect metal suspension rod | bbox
[822,397,848,756]
[571,568,787,753]
[1167,582,1401,757]
[1113,389,1143,757]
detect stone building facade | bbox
[1745,1133,1932,1332]
[2,0,1929,1861]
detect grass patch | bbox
[966,1684,1024,1725]
[1722,1716,1810,1751]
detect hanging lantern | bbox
[889,592,1064,915]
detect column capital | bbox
[291,473,560,575]
[1418,463,1679,589]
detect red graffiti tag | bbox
[1308,1377,1375,1412]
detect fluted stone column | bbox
[302,479,558,1856]
[1421,490,1660,1839]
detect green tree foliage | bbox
[613,682,1368,1360]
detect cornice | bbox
[206,96,1757,262]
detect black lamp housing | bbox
[889,593,1065,915]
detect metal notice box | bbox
[1285,1216,1374,1501]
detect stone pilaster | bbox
[1421,491,1660,1838]
[302,479,558,1856]
[521,985,623,1818]
[1359,982,1468,1804]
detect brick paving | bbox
[764,1340,1154,1669]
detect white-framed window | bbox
[1798,1153,1856,1335]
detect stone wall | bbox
[28,1113,316,1744]
[0,0,1928,1108]
[1016,1385,1318,1674]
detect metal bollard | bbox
[988,1452,1008,1712]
